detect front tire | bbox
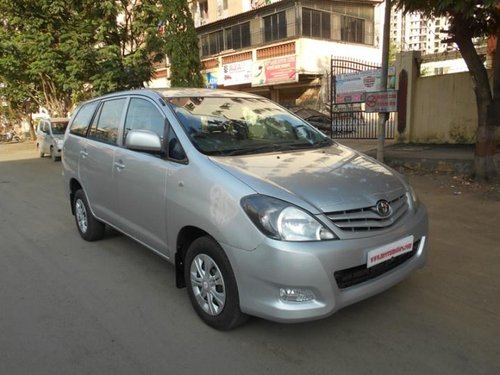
[50,147,58,162]
[185,236,248,330]
[73,189,105,241]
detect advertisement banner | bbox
[205,71,218,89]
[252,56,297,86]
[335,92,366,104]
[335,67,396,95]
[336,69,382,94]
[222,60,253,86]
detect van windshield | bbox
[165,96,332,156]
[51,122,69,135]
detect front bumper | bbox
[53,146,63,157]
[223,205,428,323]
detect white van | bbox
[37,118,69,161]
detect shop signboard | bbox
[222,60,253,86]
[252,55,297,86]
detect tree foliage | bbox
[394,0,500,180]
[160,0,203,87]
[0,0,202,117]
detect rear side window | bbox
[88,98,126,145]
[70,101,99,136]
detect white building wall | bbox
[297,39,381,74]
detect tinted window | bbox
[51,121,68,135]
[226,22,251,50]
[303,8,331,39]
[124,98,165,142]
[70,102,98,136]
[88,98,126,145]
[341,16,365,44]
[264,12,287,43]
[200,30,224,56]
[167,128,187,162]
[40,122,48,133]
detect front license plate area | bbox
[367,235,414,268]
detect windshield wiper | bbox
[223,144,284,156]
[215,138,333,156]
[311,138,334,148]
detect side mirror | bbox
[125,129,162,153]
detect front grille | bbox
[326,194,408,232]
[334,240,420,289]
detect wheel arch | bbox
[175,226,211,289]
[69,178,83,215]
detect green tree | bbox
[161,0,203,87]
[0,0,203,117]
[394,0,500,180]
[0,0,98,116]
[389,40,399,65]
[90,0,166,94]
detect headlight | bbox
[241,195,336,241]
[407,185,420,212]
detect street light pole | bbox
[377,0,392,162]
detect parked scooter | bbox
[0,129,22,143]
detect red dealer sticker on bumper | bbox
[367,235,414,268]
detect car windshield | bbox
[51,122,68,135]
[165,96,333,156]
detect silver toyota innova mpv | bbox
[63,88,428,330]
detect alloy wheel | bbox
[75,198,88,234]
[190,254,226,316]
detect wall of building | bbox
[298,39,381,74]
[397,51,499,144]
[410,72,478,143]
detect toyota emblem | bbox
[376,200,392,217]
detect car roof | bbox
[154,88,261,99]
[50,117,70,123]
[83,88,262,103]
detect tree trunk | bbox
[453,17,497,180]
[28,115,36,141]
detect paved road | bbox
[1,141,499,375]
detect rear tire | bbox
[185,236,248,330]
[73,189,105,241]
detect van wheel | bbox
[73,189,105,241]
[185,236,248,330]
[50,148,58,162]
[38,144,44,158]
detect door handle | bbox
[80,150,88,158]
[114,161,125,171]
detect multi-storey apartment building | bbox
[390,8,454,55]
[149,0,385,108]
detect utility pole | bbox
[377,0,392,162]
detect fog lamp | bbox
[279,288,315,303]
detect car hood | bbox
[209,144,407,213]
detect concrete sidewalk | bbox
[338,139,500,175]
